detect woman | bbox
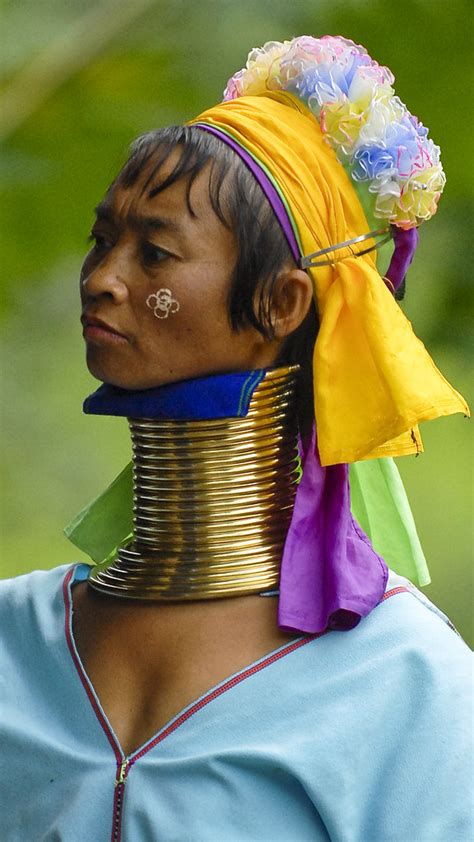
[1,35,471,841]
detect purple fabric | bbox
[385,226,419,291]
[196,121,390,635]
[278,426,388,634]
[194,123,301,262]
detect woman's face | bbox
[80,149,279,390]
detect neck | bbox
[88,366,300,601]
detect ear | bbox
[268,266,314,339]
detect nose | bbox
[81,246,129,304]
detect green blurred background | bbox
[1,0,472,644]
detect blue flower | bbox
[352,145,395,181]
[287,52,374,105]
[409,113,429,138]
[344,52,372,89]
[287,65,339,101]
[384,119,428,178]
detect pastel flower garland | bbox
[223,36,445,230]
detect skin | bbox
[80,149,311,389]
[74,148,314,757]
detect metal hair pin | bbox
[300,227,392,269]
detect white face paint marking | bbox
[146,289,180,319]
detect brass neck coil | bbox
[88,366,300,601]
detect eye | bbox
[141,242,172,267]
[87,231,114,253]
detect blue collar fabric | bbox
[83,370,266,420]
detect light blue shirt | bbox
[1,563,472,841]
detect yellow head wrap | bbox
[189,91,468,466]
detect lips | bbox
[81,314,128,342]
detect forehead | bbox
[94,145,237,265]
[100,146,217,226]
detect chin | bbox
[86,357,172,392]
[85,353,131,390]
[88,368,145,391]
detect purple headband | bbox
[195,123,418,291]
[195,123,301,261]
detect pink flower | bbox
[220,34,444,228]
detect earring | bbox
[146,289,180,319]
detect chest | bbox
[3,568,424,842]
[4,694,332,842]
[70,582,297,756]
[5,616,339,842]
[75,641,259,756]
[3,619,401,842]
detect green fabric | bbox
[64,462,133,564]
[65,456,429,588]
[350,458,430,586]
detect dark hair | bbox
[119,125,318,434]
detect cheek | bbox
[136,261,234,359]
[179,287,231,345]
[187,262,232,316]
[162,268,230,331]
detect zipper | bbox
[63,567,321,842]
[106,637,319,841]
[111,758,130,842]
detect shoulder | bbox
[285,576,472,841]
[352,567,470,660]
[289,571,471,714]
[0,563,89,651]
[377,569,471,667]
[0,563,75,611]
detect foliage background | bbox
[1,0,472,644]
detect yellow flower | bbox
[241,41,291,96]
[321,100,365,154]
[398,165,446,221]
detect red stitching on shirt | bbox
[62,566,321,767]
[382,586,410,600]
[63,566,409,769]
[129,586,410,764]
[61,566,409,840]
[62,567,122,763]
[129,632,321,766]
[62,563,321,841]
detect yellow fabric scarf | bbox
[190,92,468,466]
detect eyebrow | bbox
[93,203,183,235]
